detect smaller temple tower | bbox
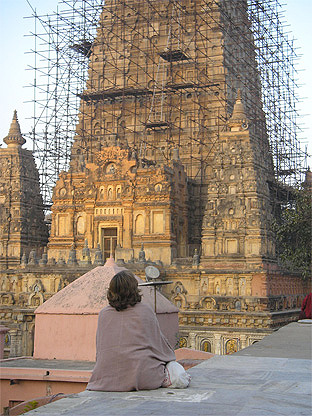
[0,111,48,269]
[200,91,276,270]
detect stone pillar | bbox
[240,334,248,350]
[0,325,9,359]
[9,329,22,357]
[213,333,222,355]
[188,332,196,349]
[145,209,150,234]
[123,208,132,248]
[164,208,170,234]
[246,277,253,296]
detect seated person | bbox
[87,270,190,392]
[299,292,312,320]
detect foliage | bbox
[273,188,311,278]
[23,400,39,413]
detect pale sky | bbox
[0,0,311,162]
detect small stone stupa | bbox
[34,258,178,361]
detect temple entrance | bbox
[101,227,117,262]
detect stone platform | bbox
[23,322,311,416]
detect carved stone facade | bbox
[161,268,306,353]
[0,267,81,358]
[0,112,48,270]
[48,145,188,265]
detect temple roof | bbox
[35,257,178,315]
[3,110,26,148]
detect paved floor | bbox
[22,322,312,416]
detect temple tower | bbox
[0,111,48,269]
[62,0,275,264]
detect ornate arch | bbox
[199,296,216,310]
[200,339,212,353]
[171,281,188,309]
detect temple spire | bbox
[3,110,26,148]
[228,90,248,132]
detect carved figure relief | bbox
[200,296,216,310]
[225,339,238,355]
[200,340,212,352]
[201,278,208,294]
[179,337,187,348]
[116,186,121,199]
[106,163,116,174]
[28,292,44,306]
[215,280,221,295]
[0,293,14,305]
[171,282,188,309]
[239,278,246,296]
[227,278,234,296]
[107,187,113,200]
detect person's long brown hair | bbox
[107,270,142,311]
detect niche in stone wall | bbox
[93,122,101,136]
[226,239,238,254]
[134,214,144,235]
[154,183,162,192]
[107,186,114,200]
[225,339,238,355]
[171,282,188,309]
[229,185,236,194]
[227,278,234,295]
[239,278,246,296]
[248,240,259,255]
[152,211,164,234]
[179,336,187,348]
[58,215,69,236]
[116,186,121,199]
[202,296,216,310]
[76,216,85,235]
[99,187,105,200]
[200,340,212,353]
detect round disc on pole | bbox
[145,265,160,280]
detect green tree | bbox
[274,189,311,278]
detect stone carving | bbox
[171,281,188,309]
[94,244,104,266]
[57,256,66,266]
[39,248,48,266]
[80,239,92,266]
[28,250,38,266]
[200,297,216,310]
[138,244,146,263]
[192,249,200,266]
[67,245,78,266]
[1,293,14,305]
